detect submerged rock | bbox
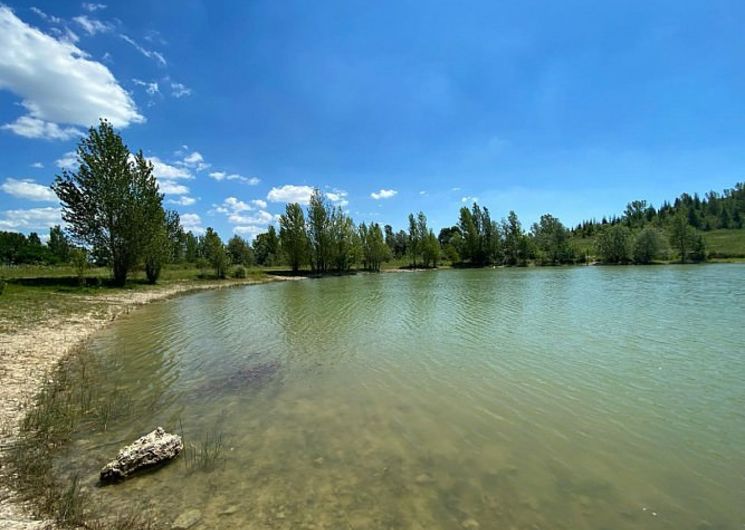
[100,427,183,483]
[172,509,202,529]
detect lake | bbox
[58,265,745,529]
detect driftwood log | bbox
[100,427,183,482]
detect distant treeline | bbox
[2,120,744,279]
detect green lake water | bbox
[59,265,745,529]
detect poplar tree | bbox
[279,202,309,273]
[53,120,164,286]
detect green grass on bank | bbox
[569,228,745,261]
[0,264,269,334]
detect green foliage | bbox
[226,235,253,266]
[632,226,666,264]
[359,222,390,271]
[70,248,88,287]
[457,203,502,266]
[596,224,632,263]
[307,189,332,272]
[278,202,309,272]
[668,209,706,263]
[253,225,279,266]
[48,226,71,264]
[232,265,247,278]
[52,120,165,286]
[502,211,530,266]
[181,431,225,473]
[0,276,6,295]
[202,228,229,278]
[532,213,573,265]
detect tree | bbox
[502,211,528,266]
[165,210,186,262]
[48,225,71,263]
[631,226,665,264]
[360,222,390,271]
[143,216,168,283]
[669,210,697,263]
[253,227,279,266]
[307,189,332,272]
[421,229,440,268]
[52,120,165,286]
[202,227,229,278]
[531,214,572,265]
[596,224,632,263]
[227,235,253,266]
[185,231,200,262]
[278,203,308,273]
[329,207,358,272]
[407,213,421,267]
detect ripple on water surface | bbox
[58,265,745,529]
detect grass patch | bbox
[703,229,745,258]
[180,428,226,474]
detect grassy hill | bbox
[570,228,745,261]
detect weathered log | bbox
[100,427,183,483]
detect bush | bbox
[70,248,88,287]
[0,277,6,295]
[632,226,665,264]
[233,265,247,278]
[595,225,632,264]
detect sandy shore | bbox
[0,277,293,529]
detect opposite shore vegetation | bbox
[1,120,744,293]
[0,121,744,528]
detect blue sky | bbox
[1,1,744,240]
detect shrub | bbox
[70,248,88,287]
[233,265,247,278]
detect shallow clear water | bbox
[60,265,745,529]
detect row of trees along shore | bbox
[2,121,744,280]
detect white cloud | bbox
[82,3,107,12]
[31,162,44,168]
[132,78,159,96]
[55,151,79,170]
[2,116,82,140]
[326,190,349,207]
[168,196,196,206]
[171,82,191,98]
[228,210,274,225]
[179,151,209,171]
[147,156,193,180]
[1,178,57,201]
[158,180,189,195]
[120,34,166,66]
[180,213,204,234]
[419,190,427,196]
[267,184,314,205]
[73,15,112,35]
[215,196,275,238]
[216,196,252,214]
[30,7,61,24]
[208,171,259,185]
[0,206,62,230]
[370,188,397,200]
[461,196,479,203]
[0,7,143,138]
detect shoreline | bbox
[0,276,296,529]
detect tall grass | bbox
[180,422,226,474]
